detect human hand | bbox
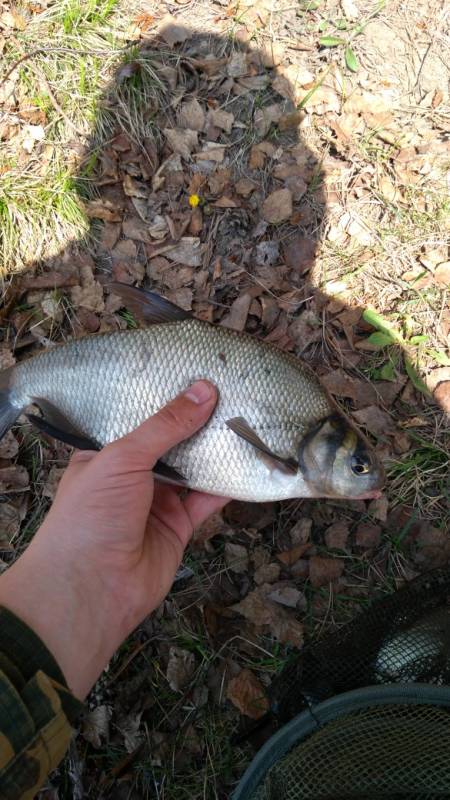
[0,381,228,699]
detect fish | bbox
[0,283,384,502]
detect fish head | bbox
[298,414,384,499]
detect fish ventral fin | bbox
[153,460,188,487]
[28,397,100,451]
[225,416,298,475]
[108,283,192,325]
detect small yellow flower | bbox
[189,193,200,208]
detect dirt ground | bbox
[0,0,449,797]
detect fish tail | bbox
[0,367,23,440]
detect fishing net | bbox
[233,568,450,800]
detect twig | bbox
[31,67,85,137]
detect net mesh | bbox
[252,702,450,800]
[270,569,450,723]
[236,569,450,800]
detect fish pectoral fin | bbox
[153,460,188,487]
[108,283,192,325]
[28,397,100,451]
[225,417,298,476]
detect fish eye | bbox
[351,455,371,475]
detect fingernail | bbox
[184,380,215,405]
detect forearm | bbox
[0,540,123,701]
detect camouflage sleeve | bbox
[0,606,84,799]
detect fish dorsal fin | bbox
[29,397,99,451]
[109,283,192,325]
[225,416,298,475]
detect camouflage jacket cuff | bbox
[0,606,84,799]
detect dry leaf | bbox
[355,523,382,549]
[235,177,257,197]
[85,199,122,222]
[253,103,283,137]
[227,51,248,78]
[341,0,359,19]
[179,98,205,131]
[208,108,234,134]
[221,293,252,331]
[434,381,450,414]
[277,544,310,566]
[0,431,19,459]
[123,174,148,198]
[267,585,303,609]
[325,521,350,550]
[225,542,249,573]
[262,188,293,224]
[227,669,269,719]
[70,265,105,313]
[434,262,450,287]
[166,647,196,691]
[164,128,198,159]
[122,216,151,243]
[0,465,29,492]
[353,406,395,437]
[193,143,226,163]
[0,503,22,543]
[368,494,389,522]
[164,237,203,267]
[254,563,281,585]
[309,557,344,588]
[159,14,190,46]
[81,705,112,748]
[283,235,316,273]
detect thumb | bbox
[106,380,218,469]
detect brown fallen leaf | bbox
[227,669,269,719]
[178,98,205,131]
[368,494,389,522]
[267,585,303,609]
[0,465,29,492]
[84,199,122,222]
[262,188,293,224]
[122,216,152,243]
[81,705,112,749]
[159,14,190,46]
[283,235,316,273]
[193,143,226,163]
[434,381,450,414]
[163,237,204,267]
[434,262,450,287]
[253,103,283,137]
[352,406,395,438]
[271,616,303,648]
[192,512,231,549]
[164,128,198,159]
[221,293,252,331]
[42,466,66,500]
[227,51,248,78]
[276,543,310,566]
[122,174,148,199]
[0,431,19,459]
[166,647,196,692]
[235,177,257,197]
[325,521,349,550]
[355,523,382,550]
[254,563,281,585]
[0,503,22,545]
[309,556,344,588]
[207,108,234,134]
[225,542,249,574]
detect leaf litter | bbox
[1,0,449,795]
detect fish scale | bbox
[8,318,333,501]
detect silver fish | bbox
[0,284,384,502]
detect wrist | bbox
[0,543,123,700]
